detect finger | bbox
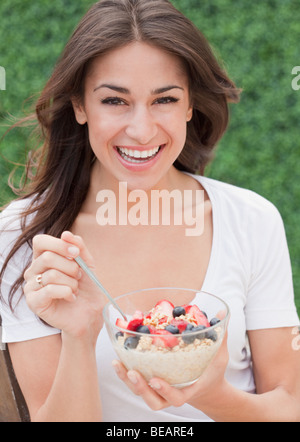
[26,284,76,313]
[61,231,95,268]
[148,378,189,408]
[24,252,81,282]
[216,309,228,320]
[32,234,80,260]
[25,268,80,294]
[112,360,168,411]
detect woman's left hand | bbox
[112,329,229,412]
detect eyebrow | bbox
[93,84,184,94]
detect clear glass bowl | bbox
[103,287,229,388]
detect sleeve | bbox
[0,200,61,343]
[245,199,300,330]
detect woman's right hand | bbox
[24,231,105,345]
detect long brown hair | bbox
[0,0,240,309]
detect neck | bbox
[81,160,186,216]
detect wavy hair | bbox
[0,0,240,308]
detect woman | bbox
[0,0,299,422]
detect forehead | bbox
[86,42,189,90]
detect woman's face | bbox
[73,42,193,191]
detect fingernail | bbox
[150,380,161,390]
[127,371,138,385]
[67,246,80,257]
[112,360,120,374]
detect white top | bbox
[0,175,299,422]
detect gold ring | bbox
[36,274,44,287]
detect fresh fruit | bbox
[165,324,180,334]
[170,318,189,332]
[185,305,210,327]
[181,329,195,344]
[124,336,140,350]
[172,306,186,318]
[157,315,169,325]
[136,325,151,334]
[114,296,220,350]
[127,310,144,331]
[116,318,129,330]
[147,325,158,334]
[186,323,195,331]
[205,329,218,342]
[182,325,206,344]
[210,317,220,326]
[153,299,174,316]
[152,329,179,348]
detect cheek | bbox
[85,113,116,152]
[163,113,188,148]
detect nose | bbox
[124,105,158,145]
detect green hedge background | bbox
[0,0,299,313]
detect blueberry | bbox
[182,329,197,344]
[205,329,218,342]
[201,311,208,318]
[193,325,206,333]
[115,331,124,339]
[172,306,186,318]
[165,324,180,334]
[136,325,151,334]
[186,323,195,331]
[124,336,140,350]
[182,325,207,344]
[210,317,220,326]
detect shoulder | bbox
[194,175,283,224]
[0,196,36,252]
[0,196,36,228]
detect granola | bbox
[113,298,224,386]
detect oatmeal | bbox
[114,331,222,386]
[113,298,224,386]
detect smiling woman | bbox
[0,0,299,424]
[72,42,193,188]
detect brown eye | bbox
[101,97,127,106]
[154,96,179,105]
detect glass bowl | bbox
[103,287,229,388]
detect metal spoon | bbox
[75,256,127,321]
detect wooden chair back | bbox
[0,316,30,422]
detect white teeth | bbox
[117,146,161,162]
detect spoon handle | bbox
[74,256,127,320]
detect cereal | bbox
[113,298,224,386]
[114,329,222,386]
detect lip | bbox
[114,144,166,172]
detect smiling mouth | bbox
[116,145,163,163]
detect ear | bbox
[72,98,87,125]
[187,106,193,122]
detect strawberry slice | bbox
[170,318,189,332]
[116,318,129,330]
[127,310,144,331]
[157,315,169,326]
[152,329,179,348]
[147,325,158,334]
[153,299,174,317]
[185,305,210,327]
